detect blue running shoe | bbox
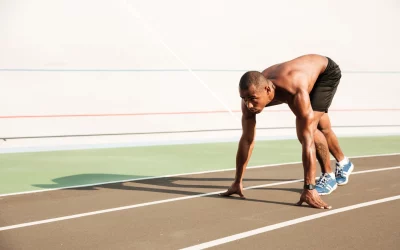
[335,161,354,186]
[316,173,338,196]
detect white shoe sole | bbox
[318,183,338,196]
[337,163,354,186]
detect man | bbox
[220,54,354,209]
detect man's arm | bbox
[234,101,256,183]
[290,90,317,185]
[219,100,255,198]
[290,89,331,209]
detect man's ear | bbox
[265,84,271,94]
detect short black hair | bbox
[239,71,264,90]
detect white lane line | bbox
[0,166,399,232]
[181,195,400,250]
[0,179,301,232]
[1,152,399,198]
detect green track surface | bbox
[0,136,399,195]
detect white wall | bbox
[1,0,399,151]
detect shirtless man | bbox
[220,54,354,209]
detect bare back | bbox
[262,54,328,104]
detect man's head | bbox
[239,71,275,114]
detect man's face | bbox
[239,84,272,114]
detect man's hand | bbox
[296,189,332,209]
[219,182,246,199]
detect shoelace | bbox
[316,174,328,187]
[336,166,345,177]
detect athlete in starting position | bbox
[220,54,354,209]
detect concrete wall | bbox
[1,0,399,151]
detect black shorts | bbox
[310,57,341,113]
